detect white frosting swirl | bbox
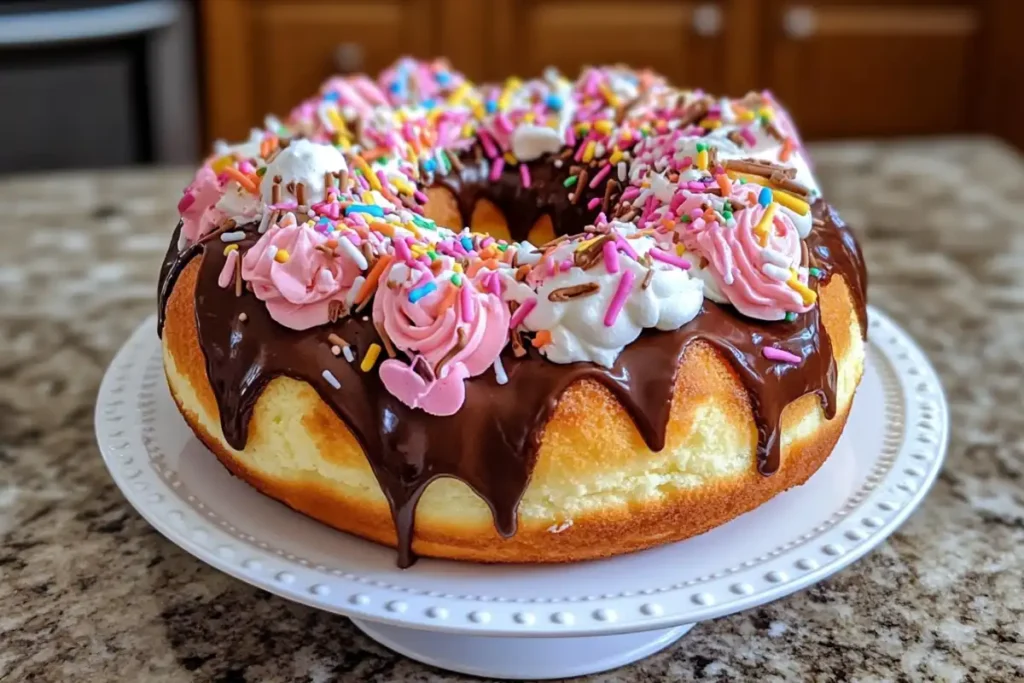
[506,226,704,367]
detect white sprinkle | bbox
[761,248,791,268]
[547,520,573,534]
[345,276,366,307]
[220,230,247,243]
[321,369,341,389]
[762,263,791,282]
[632,188,652,208]
[617,161,627,183]
[342,346,355,363]
[554,159,563,168]
[493,356,508,385]
[331,345,341,356]
[317,268,335,290]
[337,235,368,270]
[267,245,278,260]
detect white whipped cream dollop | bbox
[506,225,704,367]
[512,124,563,161]
[260,139,348,205]
[215,181,262,224]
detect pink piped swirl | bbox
[373,266,509,415]
[241,214,361,330]
[682,204,812,321]
[179,166,226,243]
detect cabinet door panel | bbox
[252,1,435,119]
[767,2,979,138]
[490,0,724,89]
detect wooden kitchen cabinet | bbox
[486,0,726,90]
[200,0,1023,148]
[203,0,439,143]
[763,1,981,139]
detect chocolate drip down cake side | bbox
[159,59,867,567]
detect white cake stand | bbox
[95,307,947,680]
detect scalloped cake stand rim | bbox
[95,305,947,668]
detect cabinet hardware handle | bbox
[783,6,817,39]
[334,42,364,73]
[692,4,722,37]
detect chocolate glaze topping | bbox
[158,166,866,567]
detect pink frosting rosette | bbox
[241,214,361,330]
[681,203,812,321]
[373,266,509,416]
[178,166,227,243]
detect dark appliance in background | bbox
[0,0,198,173]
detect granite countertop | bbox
[2,137,1022,682]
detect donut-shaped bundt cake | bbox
[160,58,866,566]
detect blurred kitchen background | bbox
[1,0,1022,174]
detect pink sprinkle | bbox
[479,129,499,159]
[644,195,657,217]
[394,236,412,262]
[740,127,757,146]
[481,237,495,248]
[544,255,557,276]
[509,297,537,329]
[177,192,195,213]
[460,281,475,322]
[603,240,620,274]
[669,193,686,213]
[413,270,432,290]
[679,156,693,168]
[614,232,638,260]
[375,170,390,190]
[565,126,576,147]
[595,211,608,224]
[587,197,602,210]
[763,347,802,364]
[489,157,505,182]
[520,163,532,188]
[356,173,370,190]
[343,230,362,246]
[621,186,641,202]
[589,163,612,188]
[604,270,635,327]
[238,160,255,174]
[559,258,574,271]
[486,271,502,297]
[418,254,431,267]
[413,190,429,204]
[649,248,692,270]
[686,181,705,192]
[495,113,513,134]
[217,249,239,289]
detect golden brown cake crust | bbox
[163,255,864,563]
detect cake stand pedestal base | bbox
[350,618,694,680]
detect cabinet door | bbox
[765,1,980,139]
[488,0,726,89]
[203,0,437,144]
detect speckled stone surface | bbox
[1,137,1023,682]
